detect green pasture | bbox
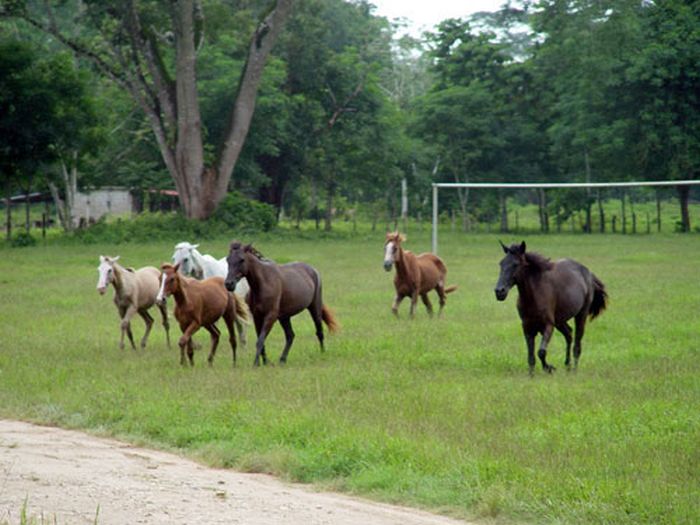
[0,231,698,524]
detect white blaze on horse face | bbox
[383,242,395,271]
[96,259,112,295]
[156,272,168,304]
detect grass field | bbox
[0,230,699,524]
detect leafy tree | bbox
[2,0,294,219]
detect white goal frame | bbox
[431,180,700,254]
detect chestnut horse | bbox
[494,241,608,374]
[383,232,457,318]
[224,241,338,366]
[157,263,250,367]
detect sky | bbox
[371,0,505,36]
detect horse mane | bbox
[386,231,406,244]
[231,241,266,261]
[524,251,554,273]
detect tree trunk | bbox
[48,182,67,231]
[324,179,335,232]
[598,190,605,233]
[677,185,690,232]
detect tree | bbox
[3,0,294,219]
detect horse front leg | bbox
[179,322,200,367]
[391,294,404,318]
[409,291,419,319]
[120,304,138,350]
[253,313,276,367]
[523,328,537,376]
[538,324,556,373]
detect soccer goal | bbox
[431,180,700,255]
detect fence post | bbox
[432,185,438,255]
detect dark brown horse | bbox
[494,241,608,374]
[157,263,250,367]
[224,242,338,366]
[383,232,457,318]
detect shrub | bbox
[211,192,277,232]
[10,232,37,247]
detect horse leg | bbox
[391,294,404,317]
[121,304,138,350]
[420,293,434,318]
[278,317,295,364]
[309,305,325,352]
[436,285,447,317]
[157,301,171,350]
[556,322,573,370]
[409,291,419,319]
[253,313,276,367]
[573,312,587,370]
[223,306,237,367]
[117,305,128,350]
[523,327,537,376]
[138,309,154,349]
[179,322,200,367]
[204,324,221,367]
[538,324,556,373]
[235,317,247,349]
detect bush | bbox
[70,192,277,244]
[10,232,37,247]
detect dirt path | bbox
[0,420,470,525]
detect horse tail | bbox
[231,293,251,324]
[321,305,339,333]
[589,274,608,320]
[444,285,458,294]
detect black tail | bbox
[589,274,608,320]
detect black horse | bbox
[494,241,608,374]
[225,241,338,366]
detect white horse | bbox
[97,255,171,350]
[171,242,250,346]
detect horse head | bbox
[494,241,527,301]
[383,232,406,271]
[225,241,250,292]
[97,255,120,295]
[172,242,200,278]
[157,262,181,304]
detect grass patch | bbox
[0,231,698,524]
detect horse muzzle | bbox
[224,278,237,292]
[97,286,107,295]
[494,287,508,301]
[383,261,392,272]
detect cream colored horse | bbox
[97,255,171,350]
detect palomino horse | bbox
[225,241,338,366]
[171,241,250,346]
[383,232,457,318]
[96,255,171,350]
[156,263,249,367]
[494,241,608,374]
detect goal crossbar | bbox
[431,180,700,254]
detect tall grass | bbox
[0,231,698,524]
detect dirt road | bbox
[0,420,470,525]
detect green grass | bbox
[1,230,699,524]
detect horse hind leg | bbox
[138,310,154,349]
[556,322,573,370]
[573,312,588,370]
[157,301,171,350]
[204,324,221,367]
[308,305,325,352]
[436,283,447,317]
[278,317,295,364]
[420,293,434,318]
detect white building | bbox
[72,187,136,227]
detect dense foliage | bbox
[1,0,699,233]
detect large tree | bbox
[2,0,293,219]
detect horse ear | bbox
[193,244,199,249]
[499,240,508,254]
[519,241,526,254]
[173,262,181,272]
[99,255,105,263]
[244,243,253,252]
[399,233,406,243]
[113,255,120,262]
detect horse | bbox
[171,241,250,347]
[494,241,608,374]
[96,255,171,351]
[156,263,250,367]
[383,231,457,318]
[224,241,339,366]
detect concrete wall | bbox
[73,187,135,227]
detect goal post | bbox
[431,180,700,255]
